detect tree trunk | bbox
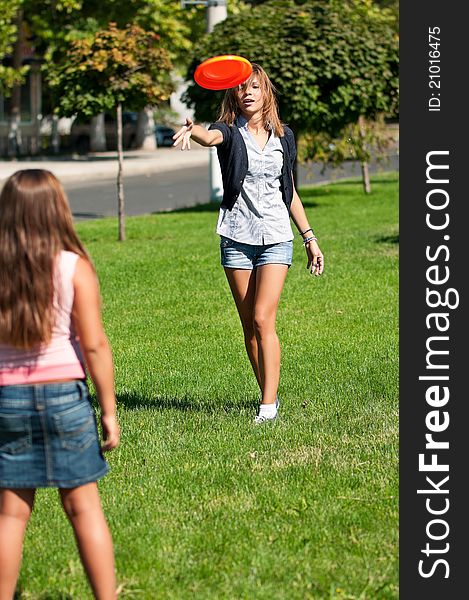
[117,103,125,241]
[51,115,60,154]
[90,113,106,151]
[358,115,371,194]
[7,10,24,157]
[136,107,156,150]
[29,60,41,155]
[360,161,371,194]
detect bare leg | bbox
[0,488,35,600]
[60,483,116,600]
[224,264,289,405]
[253,264,289,405]
[224,267,262,389]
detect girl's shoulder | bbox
[208,121,235,149]
[209,121,232,134]
[59,249,80,265]
[280,125,296,150]
[57,250,81,277]
[281,124,295,139]
[277,125,296,163]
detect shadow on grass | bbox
[72,211,105,220]
[366,176,399,185]
[150,173,399,215]
[299,175,398,206]
[152,201,219,215]
[116,391,257,413]
[15,592,73,600]
[375,234,399,245]
[301,175,397,191]
[356,177,398,186]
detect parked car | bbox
[155,124,176,147]
[70,111,176,153]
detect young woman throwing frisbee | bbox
[173,63,324,423]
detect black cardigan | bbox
[208,121,296,211]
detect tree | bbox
[1,1,204,153]
[69,0,206,149]
[0,1,84,155]
[0,0,25,94]
[298,114,398,192]
[182,0,398,192]
[0,2,29,155]
[48,23,173,240]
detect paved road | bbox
[66,165,208,220]
[65,154,398,221]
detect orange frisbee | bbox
[194,55,253,90]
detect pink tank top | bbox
[0,250,86,385]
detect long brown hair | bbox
[0,169,90,349]
[217,63,284,136]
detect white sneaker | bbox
[254,397,280,424]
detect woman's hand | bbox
[172,117,193,150]
[101,413,120,451]
[305,239,324,276]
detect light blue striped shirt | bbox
[216,116,294,245]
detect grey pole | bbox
[206,0,227,201]
[206,0,227,32]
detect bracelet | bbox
[303,236,318,245]
[300,227,313,236]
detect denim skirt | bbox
[0,380,108,488]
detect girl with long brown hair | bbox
[173,63,324,423]
[0,169,119,599]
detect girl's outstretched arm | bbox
[72,258,120,451]
[172,117,223,150]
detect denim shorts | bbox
[220,236,293,269]
[0,380,108,488]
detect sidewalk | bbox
[0,146,210,184]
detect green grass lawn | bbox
[17,173,398,599]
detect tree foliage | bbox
[1,0,204,98]
[47,22,174,240]
[298,114,398,175]
[41,0,205,67]
[1,1,84,98]
[47,22,173,116]
[0,0,27,93]
[183,0,398,137]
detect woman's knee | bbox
[253,310,275,337]
[237,309,255,339]
[0,489,35,521]
[242,320,256,341]
[60,483,101,519]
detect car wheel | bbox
[75,135,90,155]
